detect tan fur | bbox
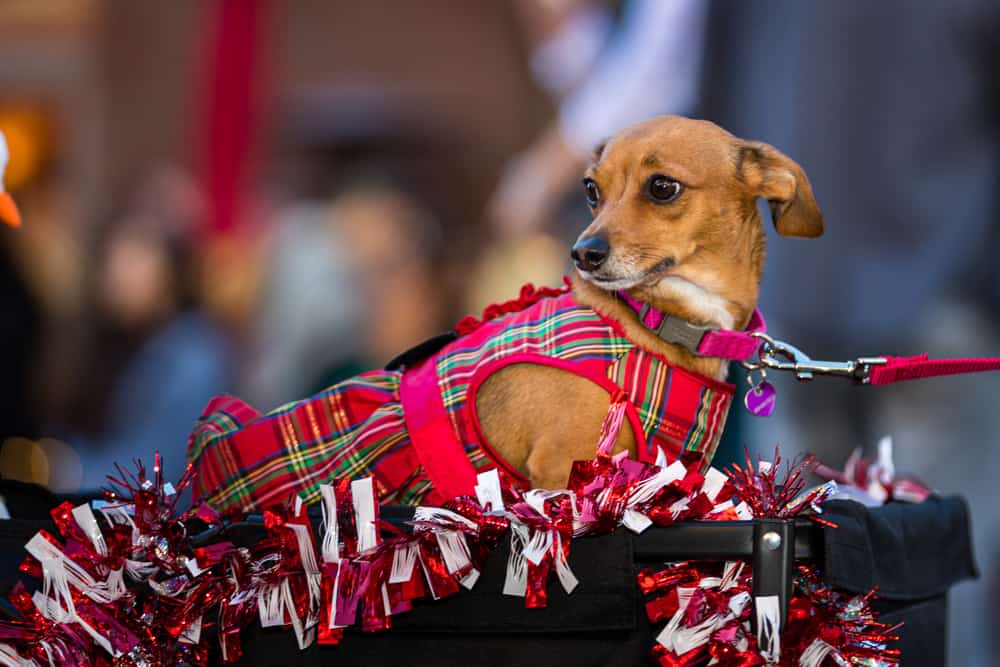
[477,116,822,489]
[476,364,637,490]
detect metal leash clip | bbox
[742,332,887,384]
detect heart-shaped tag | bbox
[744,381,777,417]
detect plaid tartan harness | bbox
[187,287,734,514]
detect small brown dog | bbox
[478,115,823,489]
[189,116,823,513]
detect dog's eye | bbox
[647,175,683,203]
[582,178,600,207]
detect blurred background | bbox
[0,0,998,662]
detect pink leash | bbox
[867,355,1000,386]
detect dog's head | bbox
[571,116,822,330]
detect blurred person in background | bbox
[242,191,365,409]
[245,176,444,410]
[61,166,233,490]
[328,183,444,370]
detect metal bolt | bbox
[761,531,782,551]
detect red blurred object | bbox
[198,0,266,237]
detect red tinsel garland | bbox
[0,404,899,666]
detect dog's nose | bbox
[571,235,610,272]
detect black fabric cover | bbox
[820,496,978,599]
[817,496,977,667]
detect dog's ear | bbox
[737,141,823,238]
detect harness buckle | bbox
[657,316,719,352]
[742,332,887,384]
[640,304,719,352]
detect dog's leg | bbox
[476,364,636,490]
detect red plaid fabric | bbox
[187,287,734,514]
[187,371,438,514]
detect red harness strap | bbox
[868,354,1000,386]
[399,355,479,501]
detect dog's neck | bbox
[571,272,753,381]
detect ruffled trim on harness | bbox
[454,278,571,336]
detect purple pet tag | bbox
[744,381,777,417]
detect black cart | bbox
[0,490,977,666]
